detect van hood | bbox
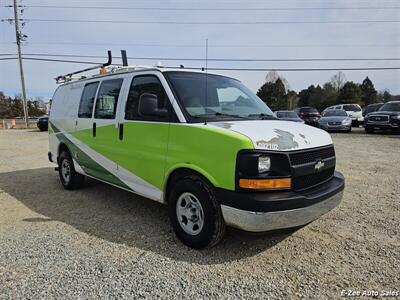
[209,120,332,151]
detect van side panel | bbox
[71,122,168,201]
[49,83,83,162]
[165,124,254,191]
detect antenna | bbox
[204,38,208,125]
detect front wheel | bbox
[58,151,85,190]
[168,175,225,249]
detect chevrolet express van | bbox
[48,67,345,249]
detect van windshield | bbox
[165,72,274,122]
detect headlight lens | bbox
[342,118,351,125]
[391,115,400,120]
[258,156,271,173]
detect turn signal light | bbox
[99,68,107,75]
[239,178,291,189]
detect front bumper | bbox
[218,171,344,232]
[319,123,351,131]
[365,122,400,132]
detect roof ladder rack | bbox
[55,50,113,84]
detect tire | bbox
[58,150,85,190]
[347,128,352,133]
[168,175,226,249]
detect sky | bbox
[1,0,400,101]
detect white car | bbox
[323,104,363,126]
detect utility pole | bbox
[13,0,29,128]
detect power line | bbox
[9,18,400,25]
[5,5,400,11]
[2,41,400,48]
[1,57,400,72]
[0,57,104,64]
[2,52,400,62]
[3,0,400,2]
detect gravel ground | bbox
[0,128,399,299]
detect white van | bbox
[324,104,363,126]
[48,65,345,249]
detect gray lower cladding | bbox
[221,190,343,232]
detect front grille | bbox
[292,167,335,190]
[369,115,389,122]
[328,122,341,126]
[289,146,335,166]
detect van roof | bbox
[58,67,228,87]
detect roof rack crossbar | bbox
[55,50,112,84]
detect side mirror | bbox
[138,93,168,117]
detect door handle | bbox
[93,122,96,137]
[119,123,124,140]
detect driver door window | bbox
[125,75,169,122]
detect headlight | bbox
[391,115,400,120]
[258,156,271,173]
[342,118,351,125]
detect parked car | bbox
[36,115,49,131]
[362,103,384,117]
[294,107,320,126]
[318,109,352,133]
[49,66,344,249]
[275,110,304,123]
[323,104,363,126]
[364,101,400,134]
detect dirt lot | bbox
[0,129,399,299]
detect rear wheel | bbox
[58,150,85,190]
[168,175,225,249]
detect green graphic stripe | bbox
[71,122,253,191]
[50,122,133,191]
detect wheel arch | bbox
[57,142,71,163]
[164,165,218,203]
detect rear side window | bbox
[125,75,169,121]
[343,104,361,112]
[94,79,123,119]
[78,82,99,118]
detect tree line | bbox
[256,71,394,111]
[0,92,47,118]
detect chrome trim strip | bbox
[221,191,343,232]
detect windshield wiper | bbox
[247,113,277,120]
[193,112,247,119]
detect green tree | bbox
[298,85,315,107]
[286,90,298,109]
[338,81,363,104]
[379,90,392,102]
[360,77,378,106]
[321,82,338,108]
[298,82,342,111]
[257,78,287,111]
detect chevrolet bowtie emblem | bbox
[315,160,325,171]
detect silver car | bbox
[318,109,352,132]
